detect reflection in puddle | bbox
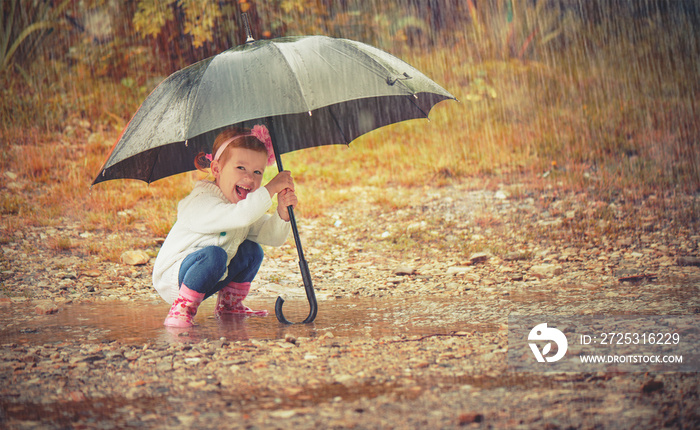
[1,298,496,346]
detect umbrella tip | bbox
[242,13,255,43]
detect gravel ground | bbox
[2,178,699,429]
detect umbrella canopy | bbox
[93,35,455,185]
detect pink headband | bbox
[207,125,275,167]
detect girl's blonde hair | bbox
[194,127,268,172]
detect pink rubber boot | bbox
[215,282,268,317]
[164,285,205,327]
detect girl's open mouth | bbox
[235,185,250,200]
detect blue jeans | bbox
[178,240,264,300]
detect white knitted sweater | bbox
[152,180,290,303]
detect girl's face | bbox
[212,147,267,203]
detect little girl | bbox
[152,125,297,327]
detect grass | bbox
[1,13,699,261]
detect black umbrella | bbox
[93,22,455,324]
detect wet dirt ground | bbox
[3,297,698,430]
[2,179,699,429]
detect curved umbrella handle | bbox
[275,263,317,324]
[275,205,318,324]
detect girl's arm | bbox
[247,212,291,247]
[249,187,296,244]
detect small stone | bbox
[212,338,228,349]
[335,374,354,385]
[68,391,86,402]
[617,237,633,247]
[469,252,490,264]
[641,380,663,393]
[539,219,563,228]
[613,267,640,278]
[121,250,150,266]
[58,271,77,280]
[187,380,206,388]
[447,266,471,275]
[677,256,700,267]
[406,222,426,234]
[270,410,297,419]
[464,274,480,283]
[176,415,196,426]
[284,387,304,396]
[458,412,484,425]
[35,302,59,315]
[394,266,415,276]
[156,360,172,372]
[530,264,562,278]
[503,252,529,261]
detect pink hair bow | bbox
[250,125,275,167]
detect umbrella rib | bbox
[408,94,430,119]
[183,58,215,140]
[328,106,351,145]
[266,41,313,113]
[146,146,163,184]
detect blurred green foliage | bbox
[133,0,222,49]
[1,0,70,73]
[4,1,697,74]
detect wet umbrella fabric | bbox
[93,35,455,323]
[92,35,454,184]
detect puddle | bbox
[1,298,497,346]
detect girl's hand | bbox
[277,188,298,221]
[265,171,295,197]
